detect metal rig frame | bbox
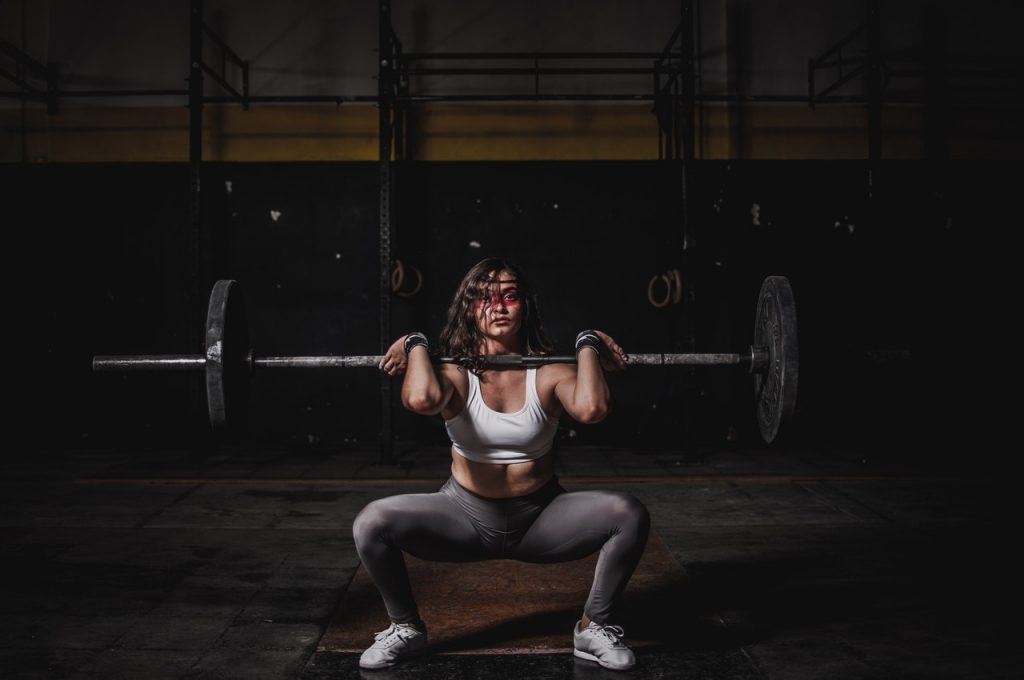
[374,0,700,464]
[7,0,1004,462]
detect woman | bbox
[353,257,651,671]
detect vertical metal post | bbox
[189,0,205,327]
[681,0,696,162]
[393,109,404,161]
[399,56,411,160]
[394,46,405,160]
[378,0,395,465]
[673,78,681,160]
[189,0,204,203]
[188,0,211,455]
[653,61,663,160]
[865,0,882,162]
[680,0,697,457]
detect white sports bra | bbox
[444,367,560,464]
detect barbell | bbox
[92,276,799,443]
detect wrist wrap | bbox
[404,332,428,355]
[575,329,602,355]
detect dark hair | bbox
[438,257,555,377]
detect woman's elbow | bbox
[404,394,436,414]
[577,402,610,424]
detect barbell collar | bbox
[750,347,770,373]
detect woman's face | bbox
[474,269,524,345]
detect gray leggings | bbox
[352,474,651,626]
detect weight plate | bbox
[205,279,251,436]
[753,276,799,443]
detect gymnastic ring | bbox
[390,259,405,293]
[396,264,423,298]
[670,268,682,304]
[647,274,672,308]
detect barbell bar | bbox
[93,351,767,370]
[92,276,799,443]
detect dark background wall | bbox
[7,160,1001,465]
[3,0,1013,465]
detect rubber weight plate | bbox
[753,276,799,443]
[205,279,251,435]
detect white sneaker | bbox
[573,620,636,670]
[358,621,428,670]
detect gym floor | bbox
[2,444,1017,679]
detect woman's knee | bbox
[605,491,650,532]
[352,499,393,547]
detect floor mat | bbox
[321,526,688,654]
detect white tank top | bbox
[444,367,560,464]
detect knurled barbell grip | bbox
[254,354,761,368]
[93,350,768,371]
[254,350,768,368]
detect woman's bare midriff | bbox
[450,447,555,498]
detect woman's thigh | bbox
[353,490,492,562]
[509,489,647,562]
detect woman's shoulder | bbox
[439,362,466,375]
[537,359,575,387]
[438,361,470,386]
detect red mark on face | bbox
[475,291,521,308]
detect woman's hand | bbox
[379,335,409,376]
[593,330,628,372]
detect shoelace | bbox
[590,624,626,646]
[373,622,419,644]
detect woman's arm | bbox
[553,330,627,423]
[402,346,455,415]
[378,334,452,414]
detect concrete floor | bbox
[1,444,1018,679]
